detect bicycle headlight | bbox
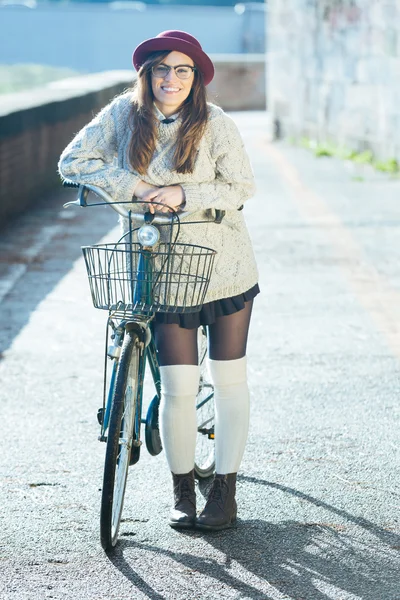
[137,224,160,247]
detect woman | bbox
[58,30,259,531]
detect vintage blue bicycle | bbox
[63,182,217,551]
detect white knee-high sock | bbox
[159,365,200,475]
[209,357,250,474]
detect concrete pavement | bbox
[0,111,399,600]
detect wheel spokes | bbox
[111,363,138,538]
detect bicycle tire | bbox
[100,329,141,551]
[194,327,215,479]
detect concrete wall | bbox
[0,72,134,228]
[0,56,265,227]
[208,54,265,111]
[267,0,400,159]
[0,3,266,72]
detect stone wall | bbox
[267,0,400,159]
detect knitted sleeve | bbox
[58,95,140,203]
[180,112,256,212]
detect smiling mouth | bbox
[161,86,182,93]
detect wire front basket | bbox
[82,242,216,314]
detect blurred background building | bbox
[267,0,400,161]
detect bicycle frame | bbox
[98,225,163,450]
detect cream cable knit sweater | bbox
[58,92,259,303]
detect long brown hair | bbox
[128,51,209,175]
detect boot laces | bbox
[174,476,195,503]
[206,477,228,509]
[179,478,193,499]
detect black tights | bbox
[153,300,254,366]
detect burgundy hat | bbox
[133,30,215,86]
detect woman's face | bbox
[151,51,195,117]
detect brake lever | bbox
[63,186,89,209]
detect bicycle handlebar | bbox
[62,181,189,224]
[62,180,227,224]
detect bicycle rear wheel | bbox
[194,327,215,479]
[100,329,141,551]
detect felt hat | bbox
[133,30,215,86]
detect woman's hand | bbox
[142,185,185,214]
[133,180,159,200]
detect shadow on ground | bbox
[108,476,400,600]
[0,189,115,355]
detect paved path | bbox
[0,112,399,600]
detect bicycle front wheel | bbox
[194,327,215,479]
[100,329,141,551]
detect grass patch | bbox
[352,150,374,165]
[0,63,81,94]
[374,158,399,173]
[298,137,399,176]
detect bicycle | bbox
[63,182,217,552]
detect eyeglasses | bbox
[151,64,196,80]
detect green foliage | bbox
[0,64,80,94]
[352,150,374,165]
[374,158,399,173]
[299,137,314,150]
[297,137,399,176]
[300,138,338,158]
[314,145,334,157]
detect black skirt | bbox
[154,283,260,330]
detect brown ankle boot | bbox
[196,473,237,531]
[169,469,196,529]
